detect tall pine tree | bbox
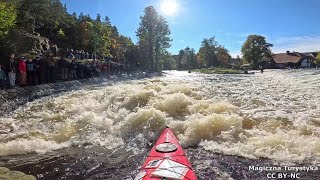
[136,6,171,72]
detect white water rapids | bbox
[1,70,320,165]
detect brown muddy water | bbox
[0,70,320,180]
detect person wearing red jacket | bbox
[18,57,27,86]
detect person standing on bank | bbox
[8,53,16,87]
[70,58,77,79]
[32,56,40,84]
[18,57,27,86]
[37,55,46,84]
[26,58,35,85]
[47,53,56,83]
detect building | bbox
[271,51,316,68]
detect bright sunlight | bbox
[160,0,179,16]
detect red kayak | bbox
[135,128,197,180]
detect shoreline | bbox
[194,67,245,74]
[0,166,36,180]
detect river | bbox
[0,70,319,180]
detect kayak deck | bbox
[135,128,197,180]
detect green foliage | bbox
[1,0,239,74]
[315,52,320,66]
[15,0,51,31]
[216,46,231,66]
[91,14,112,57]
[136,6,172,72]
[0,2,17,39]
[163,52,177,70]
[57,28,65,39]
[78,21,92,50]
[118,36,134,59]
[0,0,137,61]
[109,26,134,59]
[176,47,198,70]
[195,67,242,74]
[198,37,218,67]
[7,0,76,49]
[241,35,273,69]
[197,37,231,68]
[125,45,141,71]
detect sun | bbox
[160,0,179,16]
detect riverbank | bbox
[194,67,243,74]
[0,166,36,180]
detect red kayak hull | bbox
[135,128,197,180]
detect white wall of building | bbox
[301,59,311,68]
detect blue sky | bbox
[61,0,320,57]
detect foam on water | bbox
[0,138,69,156]
[175,113,243,146]
[1,70,320,165]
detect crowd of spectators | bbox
[0,51,127,89]
[66,48,101,60]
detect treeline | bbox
[0,0,134,59]
[165,35,277,70]
[0,1,173,72]
[162,37,234,70]
[0,0,279,72]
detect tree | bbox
[162,51,177,70]
[46,0,68,37]
[216,46,231,66]
[0,1,17,39]
[109,26,122,59]
[125,45,140,71]
[241,34,273,68]
[315,52,320,66]
[136,6,171,72]
[15,0,51,32]
[0,0,139,63]
[177,47,198,70]
[198,37,219,67]
[57,28,65,39]
[177,49,184,70]
[154,16,171,71]
[91,14,112,57]
[119,35,134,59]
[79,21,93,50]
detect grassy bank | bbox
[194,67,243,74]
[0,167,36,180]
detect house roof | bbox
[272,53,301,64]
[301,52,318,57]
[300,53,316,59]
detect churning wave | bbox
[1,70,320,165]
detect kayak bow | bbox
[135,128,197,180]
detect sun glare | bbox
[160,0,179,16]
